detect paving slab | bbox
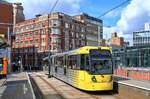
[114,76,150,99]
[114,76,150,91]
[38,74,95,99]
[0,72,35,99]
[30,73,63,99]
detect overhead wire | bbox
[97,0,131,18]
[50,0,59,14]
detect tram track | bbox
[30,72,120,99]
[29,73,64,99]
[36,74,65,99]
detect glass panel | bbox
[51,38,61,43]
[51,20,61,26]
[55,56,64,67]
[51,28,61,34]
[89,49,112,74]
[67,55,79,69]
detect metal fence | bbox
[112,46,150,81]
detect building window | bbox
[42,38,46,42]
[51,28,61,34]
[15,35,19,40]
[52,45,61,50]
[65,23,69,28]
[41,29,46,35]
[51,38,61,43]
[30,33,32,37]
[25,41,28,45]
[35,39,38,43]
[76,33,79,38]
[25,33,28,38]
[81,27,85,32]
[76,25,79,31]
[51,19,61,27]
[42,46,46,50]
[20,34,23,39]
[71,24,74,30]
[30,40,33,44]
[34,32,38,36]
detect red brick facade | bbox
[111,32,124,47]
[12,12,102,70]
[0,3,13,39]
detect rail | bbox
[30,72,119,99]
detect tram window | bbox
[68,55,78,69]
[85,55,90,70]
[55,56,64,67]
[80,55,85,70]
[80,54,90,70]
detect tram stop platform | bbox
[114,76,150,99]
[31,71,150,99]
[29,72,96,99]
[0,72,35,99]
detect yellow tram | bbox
[49,46,113,91]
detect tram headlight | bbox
[91,76,97,82]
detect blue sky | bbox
[79,0,129,26]
[8,0,129,26]
[8,0,150,44]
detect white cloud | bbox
[103,0,150,45]
[8,0,82,19]
[117,0,150,34]
[103,26,117,39]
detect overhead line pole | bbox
[48,0,59,77]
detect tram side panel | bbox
[50,65,79,88]
[49,46,113,91]
[49,58,113,91]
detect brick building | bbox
[0,1,24,41]
[0,1,13,39]
[111,32,124,46]
[12,12,103,70]
[73,13,103,45]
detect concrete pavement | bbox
[114,76,150,91]
[114,76,150,99]
[0,72,35,99]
